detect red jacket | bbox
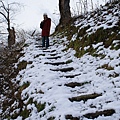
[42,18,51,37]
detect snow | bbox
[76,5,119,36]
[7,33,119,120]
[1,1,120,120]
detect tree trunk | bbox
[91,0,93,11]
[7,27,16,48]
[59,0,71,25]
[7,4,10,30]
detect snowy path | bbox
[16,38,120,120]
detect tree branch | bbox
[0,11,7,21]
[0,1,8,13]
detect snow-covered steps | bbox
[60,73,81,78]
[44,59,72,66]
[49,53,58,56]
[69,93,102,102]
[65,115,79,120]
[46,56,61,60]
[83,109,115,119]
[45,61,68,66]
[50,67,74,72]
[65,109,115,120]
[5,35,119,120]
[65,81,90,88]
[35,45,43,48]
[42,49,56,53]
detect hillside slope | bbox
[0,1,120,120]
[54,0,120,58]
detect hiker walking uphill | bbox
[40,13,51,49]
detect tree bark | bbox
[59,0,71,25]
[7,27,16,48]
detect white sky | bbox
[8,0,109,32]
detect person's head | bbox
[43,13,48,20]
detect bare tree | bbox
[80,0,88,14]
[73,0,88,15]
[59,0,71,25]
[0,0,21,48]
[76,1,82,15]
[91,0,94,11]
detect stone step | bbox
[49,53,57,56]
[43,49,56,53]
[65,114,79,120]
[50,67,74,72]
[83,109,115,119]
[45,61,67,66]
[46,56,61,59]
[62,73,81,78]
[35,45,42,48]
[44,60,72,66]
[69,93,102,102]
[65,81,90,88]
[34,54,45,58]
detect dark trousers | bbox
[42,36,49,48]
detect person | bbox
[40,13,51,49]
